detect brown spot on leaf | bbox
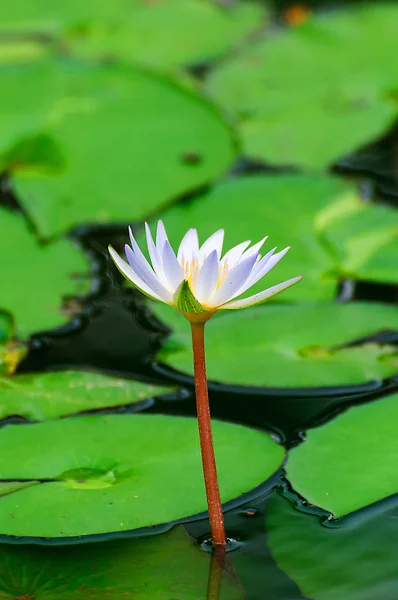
[181,151,203,165]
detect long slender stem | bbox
[190,322,226,546]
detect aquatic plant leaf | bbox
[0,413,284,537]
[0,526,242,599]
[0,61,61,154]
[0,40,47,63]
[206,3,398,168]
[140,174,398,302]
[286,393,398,516]
[0,370,173,421]
[317,198,398,284]
[0,0,263,72]
[267,493,398,600]
[0,481,40,498]
[6,58,235,239]
[70,0,265,70]
[0,208,89,337]
[152,301,398,388]
[0,0,110,31]
[1,132,65,174]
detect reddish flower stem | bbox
[190,322,226,547]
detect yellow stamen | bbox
[216,260,229,289]
[182,258,200,287]
[180,257,229,293]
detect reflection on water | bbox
[267,491,398,600]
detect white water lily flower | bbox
[109,221,302,321]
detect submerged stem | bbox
[206,546,225,600]
[190,322,226,547]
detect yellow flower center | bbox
[180,257,229,291]
[216,260,229,289]
[181,258,199,287]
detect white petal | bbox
[109,246,165,302]
[156,220,169,254]
[145,223,162,273]
[162,240,184,291]
[194,250,220,303]
[144,223,171,289]
[209,253,258,307]
[125,245,172,300]
[199,229,224,260]
[239,237,268,261]
[225,246,292,303]
[241,247,290,294]
[221,276,303,310]
[251,247,277,275]
[177,228,199,262]
[128,226,159,278]
[227,246,278,301]
[221,240,251,269]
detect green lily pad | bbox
[0,40,48,63]
[0,413,284,537]
[4,58,235,239]
[70,0,265,70]
[0,0,109,31]
[152,301,398,388]
[0,0,263,73]
[286,392,398,517]
[0,370,173,421]
[0,62,62,162]
[0,208,89,337]
[0,481,41,498]
[318,195,398,284]
[267,493,398,600]
[206,4,398,168]
[0,526,242,599]
[140,174,398,302]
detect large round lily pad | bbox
[140,174,398,302]
[0,413,284,537]
[206,3,398,168]
[0,526,241,599]
[286,392,398,517]
[0,370,173,421]
[70,0,264,70]
[3,58,235,239]
[0,0,263,73]
[153,301,398,389]
[267,493,398,600]
[0,208,89,336]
